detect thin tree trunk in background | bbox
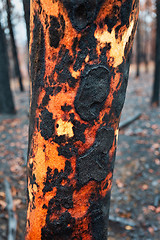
[144,35,149,73]
[144,17,148,73]
[22,0,30,73]
[136,20,140,77]
[22,0,30,46]
[151,0,160,106]
[0,23,15,114]
[6,0,24,92]
[26,0,139,239]
[144,0,151,73]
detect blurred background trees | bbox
[6,0,24,92]
[0,0,28,113]
[0,21,15,113]
[22,0,29,46]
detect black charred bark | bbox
[151,0,160,106]
[22,0,30,46]
[6,0,24,92]
[144,18,148,73]
[0,23,15,114]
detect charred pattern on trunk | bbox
[40,108,55,140]
[75,66,111,121]
[41,161,75,239]
[26,0,139,239]
[41,211,75,240]
[28,12,46,152]
[77,127,114,185]
[49,14,65,48]
[89,192,111,240]
[61,0,105,31]
[111,56,131,118]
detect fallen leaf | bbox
[155,207,160,213]
[0,191,5,198]
[125,226,133,230]
[13,199,22,207]
[148,205,155,211]
[141,184,149,190]
[155,159,160,165]
[148,227,154,235]
[116,179,124,188]
[0,200,7,210]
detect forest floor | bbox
[0,63,160,240]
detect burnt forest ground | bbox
[0,62,160,240]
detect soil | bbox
[0,63,159,240]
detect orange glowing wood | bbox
[26,0,139,239]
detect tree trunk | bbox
[144,34,149,73]
[0,23,15,114]
[151,0,160,106]
[6,0,24,92]
[26,0,139,239]
[143,14,148,73]
[136,20,140,77]
[22,0,30,46]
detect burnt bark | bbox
[143,13,149,73]
[151,0,160,106]
[26,0,139,239]
[6,0,24,92]
[0,23,15,114]
[22,0,30,46]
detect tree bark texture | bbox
[6,0,24,92]
[0,23,15,114]
[152,0,160,106]
[26,0,139,239]
[22,0,30,46]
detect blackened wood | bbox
[0,23,15,114]
[22,0,30,46]
[26,1,139,239]
[151,0,160,106]
[6,0,24,92]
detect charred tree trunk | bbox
[144,0,151,74]
[0,23,15,114]
[136,20,140,77]
[22,0,30,46]
[26,0,139,239]
[151,0,160,106]
[144,31,149,73]
[6,0,24,92]
[143,15,148,73]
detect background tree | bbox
[6,0,24,92]
[136,20,140,77]
[143,0,149,73]
[0,22,15,114]
[151,0,160,106]
[22,0,30,46]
